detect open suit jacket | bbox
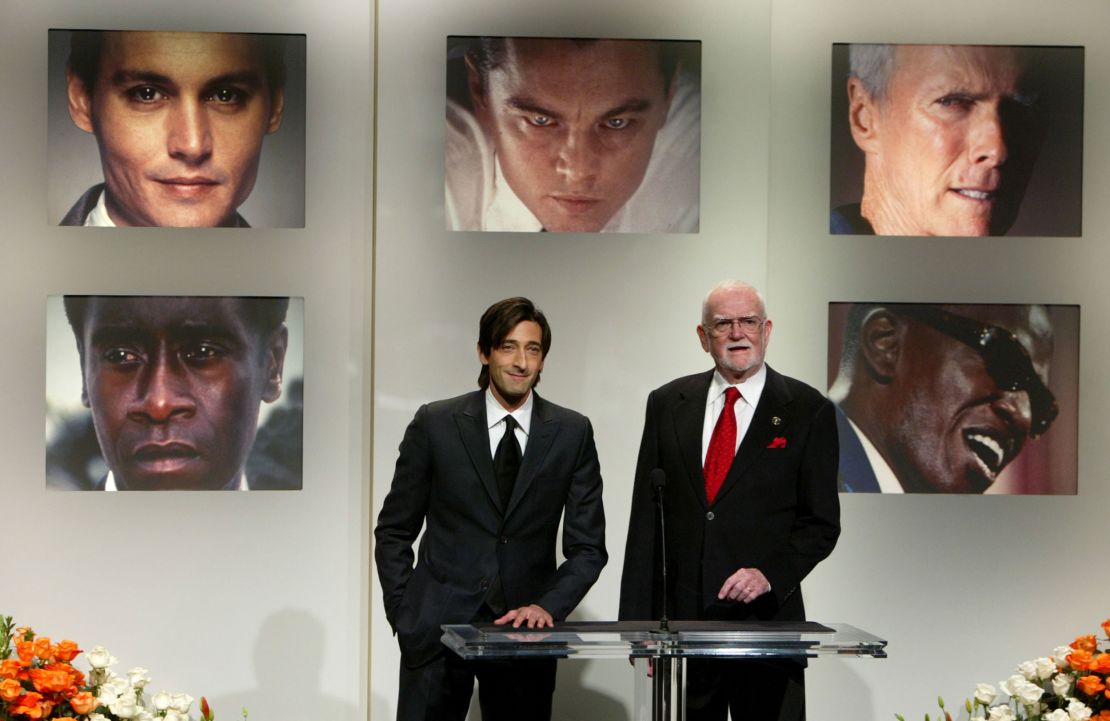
[375,390,607,668]
[618,366,839,624]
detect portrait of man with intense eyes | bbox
[47,29,306,228]
[445,35,701,234]
[45,296,305,491]
[828,43,1083,237]
[827,302,1078,495]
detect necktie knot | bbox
[724,386,741,406]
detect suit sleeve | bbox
[533,418,608,620]
[618,391,662,620]
[373,404,432,631]
[759,396,841,606]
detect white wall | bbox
[1,1,372,720]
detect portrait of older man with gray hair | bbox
[829,43,1083,237]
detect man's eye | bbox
[527,115,553,127]
[128,86,166,103]
[206,87,245,104]
[103,348,141,365]
[936,95,973,110]
[183,344,225,363]
[603,117,629,130]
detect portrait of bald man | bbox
[827,302,1078,494]
[48,29,306,228]
[829,43,1083,237]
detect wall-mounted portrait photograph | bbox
[828,302,1078,494]
[46,295,304,491]
[446,35,701,234]
[48,29,307,228]
[829,43,1084,237]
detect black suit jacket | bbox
[618,366,839,623]
[375,390,607,667]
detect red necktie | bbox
[704,387,741,504]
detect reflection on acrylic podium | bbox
[441,620,887,721]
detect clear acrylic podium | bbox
[441,621,887,720]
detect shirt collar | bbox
[485,387,534,436]
[844,416,905,493]
[86,187,116,227]
[708,364,767,408]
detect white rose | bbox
[152,691,173,711]
[110,696,140,719]
[975,683,998,705]
[88,715,111,721]
[1067,699,1092,721]
[135,711,155,721]
[1014,680,1044,706]
[170,693,195,713]
[1046,711,1071,721]
[1052,674,1073,697]
[98,686,120,706]
[1018,660,1039,681]
[988,706,1015,721]
[163,711,188,721]
[86,646,118,669]
[127,667,151,689]
[1054,647,1074,669]
[106,674,131,696]
[1035,657,1057,680]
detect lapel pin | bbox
[771,416,782,426]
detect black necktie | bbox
[494,416,522,509]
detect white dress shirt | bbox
[701,365,767,465]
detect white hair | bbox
[701,280,767,324]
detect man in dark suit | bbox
[375,297,607,721]
[619,280,840,721]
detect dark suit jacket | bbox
[618,366,839,624]
[375,390,607,668]
[59,184,249,227]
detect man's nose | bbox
[555,130,600,186]
[166,100,213,164]
[130,354,196,423]
[969,107,1009,167]
[993,389,1033,437]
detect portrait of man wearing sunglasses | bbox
[828,303,1076,494]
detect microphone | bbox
[650,468,669,632]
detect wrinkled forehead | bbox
[943,303,1054,370]
[497,38,668,93]
[84,296,251,337]
[98,31,268,81]
[892,44,1029,96]
[705,287,766,320]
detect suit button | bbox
[706,511,715,521]
[500,536,510,544]
[479,577,490,590]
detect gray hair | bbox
[848,44,895,102]
[701,280,766,325]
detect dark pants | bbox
[685,659,805,721]
[397,650,556,721]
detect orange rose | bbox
[1073,635,1099,652]
[68,690,98,715]
[1101,618,1110,639]
[14,627,34,641]
[0,678,23,702]
[29,666,71,694]
[1092,653,1110,675]
[53,640,80,663]
[31,637,53,662]
[1069,649,1094,672]
[1097,711,1110,721]
[0,658,27,680]
[1078,674,1107,696]
[10,691,45,719]
[15,640,35,663]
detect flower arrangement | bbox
[898,617,1110,721]
[0,614,226,721]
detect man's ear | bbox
[859,309,901,383]
[66,64,95,134]
[847,77,881,154]
[266,86,285,134]
[696,324,710,353]
[262,326,289,403]
[465,52,490,123]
